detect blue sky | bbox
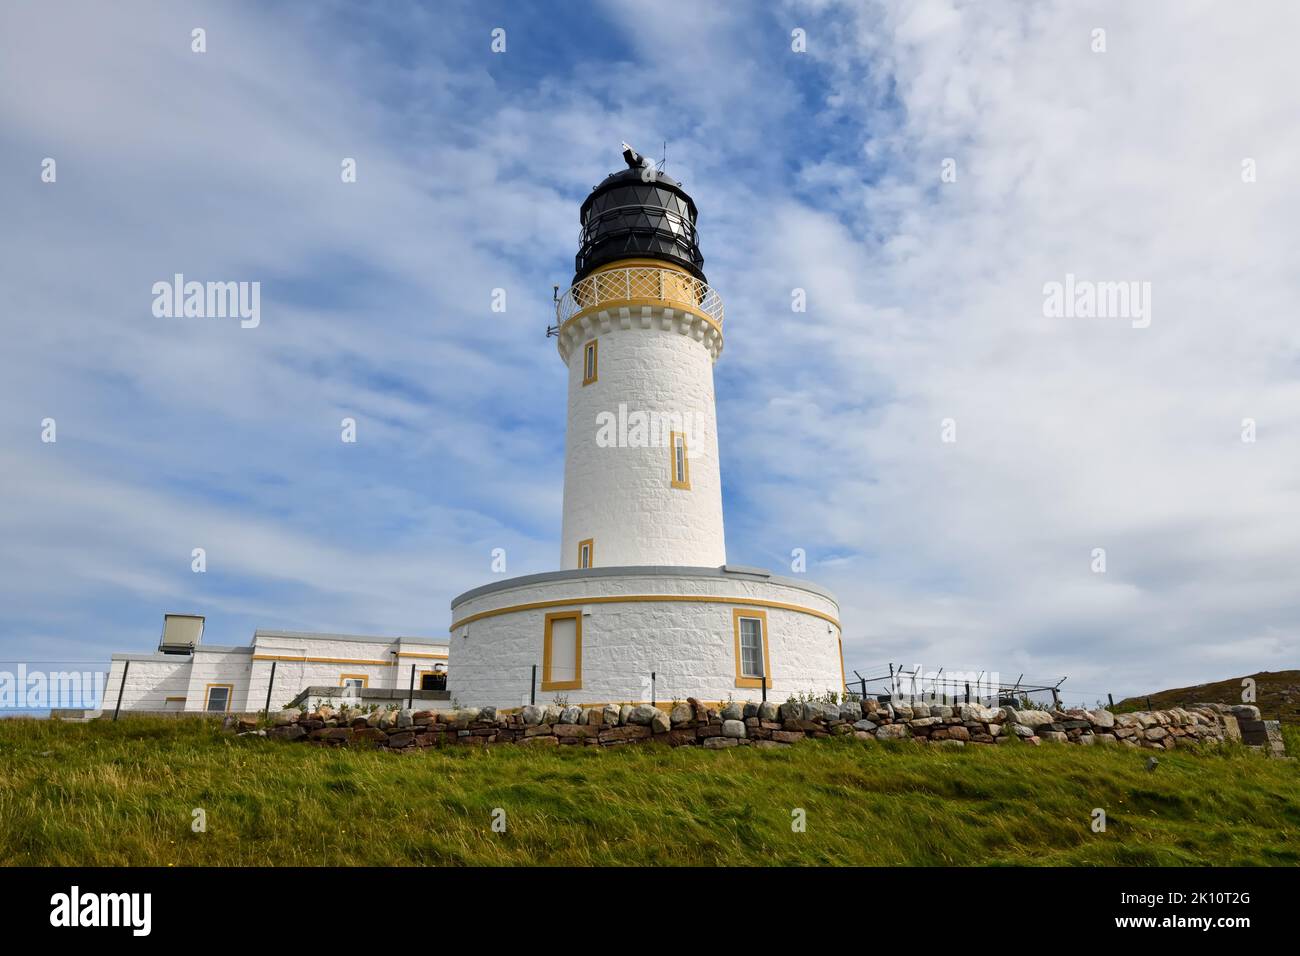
[2,0,1298,705]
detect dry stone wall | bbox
[232,698,1287,757]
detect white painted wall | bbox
[96,633,449,714]
[559,307,726,569]
[449,570,842,709]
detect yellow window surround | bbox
[204,683,234,712]
[670,431,690,489]
[578,537,594,569]
[732,608,771,689]
[542,610,583,691]
[582,339,598,385]
[339,673,369,687]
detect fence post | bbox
[651,671,656,709]
[1051,688,1060,710]
[530,665,536,706]
[965,682,970,704]
[860,677,867,700]
[1107,693,1114,710]
[761,674,767,705]
[407,664,415,710]
[262,659,277,716]
[112,660,131,721]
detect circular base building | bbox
[449,566,842,709]
[447,146,845,710]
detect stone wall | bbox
[239,697,1287,757]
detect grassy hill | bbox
[1115,670,1300,725]
[1,716,1296,866]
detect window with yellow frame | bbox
[670,431,690,489]
[732,608,771,689]
[204,683,233,712]
[542,610,582,691]
[577,537,594,569]
[339,674,369,690]
[582,339,598,385]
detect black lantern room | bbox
[573,144,707,286]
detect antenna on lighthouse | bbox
[546,285,560,338]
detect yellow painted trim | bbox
[732,608,772,689]
[542,611,582,691]
[582,339,598,386]
[339,673,369,688]
[561,299,722,343]
[252,654,396,666]
[164,696,186,702]
[670,430,690,489]
[204,683,234,713]
[396,652,448,660]
[577,537,594,569]
[451,594,838,632]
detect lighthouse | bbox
[557,143,726,570]
[448,145,844,708]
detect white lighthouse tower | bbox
[449,145,844,708]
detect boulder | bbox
[521,705,544,726]
[704,737,738,749]
[1011,710,1053,729]
[669,703,693,726]
[876,724,909,740]
[560,706,582,725]
[742,701,760,719]
[651,709,671,734]
[758,701,780,721]
[602,705,622,728]
[722,719,747,739]
[687,697,710,722]
[479,706,497,722]
[779,701,803,722]
[542,705,562,724]
[1087,709,1115,729]
[273,709,300,727]
[396,709,413,729]
[840,701,863,721]
[619,704,634,726]
[853,719,878,732]
[628,705,658,726]
[722,701,744,721]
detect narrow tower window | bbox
[582,340,598,385]
[732,609,771,689]
[542,611,582,691]
[578,538,594,569]
[670,431,690,489]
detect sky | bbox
[1,0,1297,706]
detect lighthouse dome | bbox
[574,145,706,285]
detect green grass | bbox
[1,717,1297,866]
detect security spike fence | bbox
[230,698,1287,758]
